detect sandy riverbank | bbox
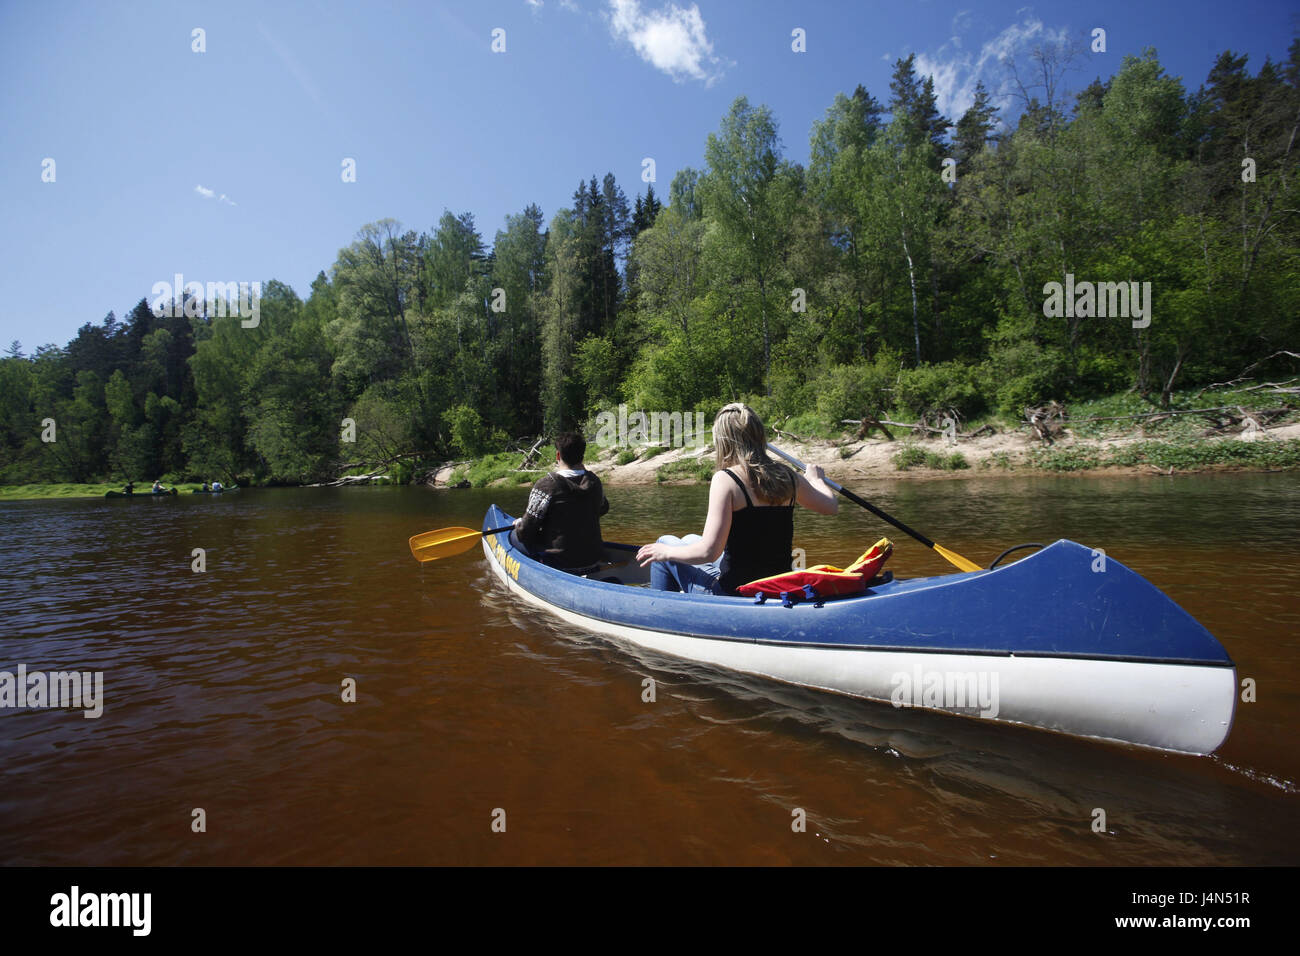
[432,421,1300,487]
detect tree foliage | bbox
[3,40,1297,484]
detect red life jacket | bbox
[736,538,893,604]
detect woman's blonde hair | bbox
[712,403,795,504]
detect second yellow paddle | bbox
[409,524,514,563]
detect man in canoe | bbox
[513,431,609,572]
[151,479,166,494]
[123,481,135,496]
[636,402,838,594]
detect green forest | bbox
[2,45,1297,486]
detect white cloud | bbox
[195,184,237,206]
[914,52,965,112]
[913,14,1069,119]
[528,0,581,13]
[606,0,726,85]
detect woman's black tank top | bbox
[717,466,796,595]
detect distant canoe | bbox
[191,487,239,494]
[105,489,177,498]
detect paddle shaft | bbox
[827,474,938,548]
[767,444,979,568]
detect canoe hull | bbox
[480,505,1236,754]
[105,489,176,498]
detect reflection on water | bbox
[0,472,1297,864]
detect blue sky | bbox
[1,0,1295,351]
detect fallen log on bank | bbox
[837,418,996,441]
[1025,402,1068,445]
[518,436,545,470]
[321,472,392,486]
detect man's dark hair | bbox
[555,432,586,468]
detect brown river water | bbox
[1,474,1297,865]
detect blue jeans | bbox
[649,535,724,594]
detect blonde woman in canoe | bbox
[637,403,838,595]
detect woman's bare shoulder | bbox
[710,467,742,498]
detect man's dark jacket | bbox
[517,470,609,569]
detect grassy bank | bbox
[0,482,234,501]
[653,456,714,483]
[893,447,971,471]
[444,445,557,488]
[1024,437,1300,472]
[0,483,124,501]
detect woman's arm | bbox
[795,463,839,515]
[636,471,734,566]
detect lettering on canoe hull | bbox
[490,538,520,580]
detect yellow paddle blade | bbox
[933,543,983,573]
[408,527,485,563]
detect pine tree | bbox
[1076,78,1108,113]
[889,54,951,153]
[849,84,886,142]
[953,81,998,165]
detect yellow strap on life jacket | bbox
[845,537,893,574]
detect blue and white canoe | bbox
[480,505,1237,755]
